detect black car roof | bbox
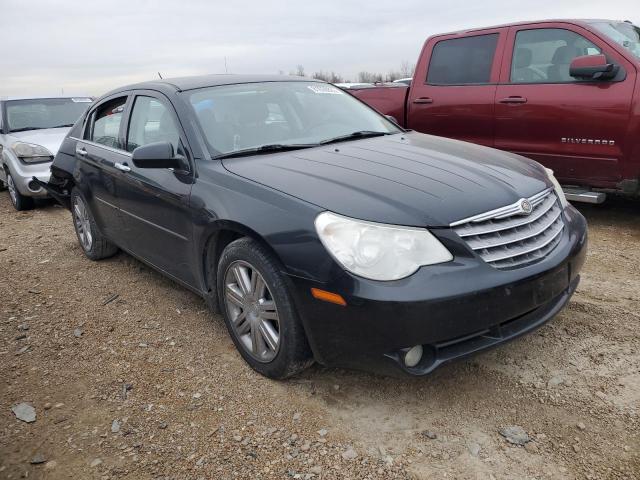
[106,74,315,96]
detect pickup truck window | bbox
[511,29,601,84]
[590,21,640,59]
[427,34,498,85]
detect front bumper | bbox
[289,205,588,376]
[5,159,52,198]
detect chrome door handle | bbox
[413,97,434,104]
[76,147,87,156]
[499,96,527,104]
[114,162,131,172]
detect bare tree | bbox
[358,71,383,83]
[296,65,305,77]
[313,71,344,83]
[400,60,416,78]
[312,71,330,82]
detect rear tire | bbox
[217,237,313,379]
[6,173,34,211]
[71,188,119,260]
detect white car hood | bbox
[7,127,71,156]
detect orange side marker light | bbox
[311,288,347,307]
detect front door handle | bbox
[499,96,527,104]
[76,147,87,157]
[413,97,434,104]
[114,162,131,173]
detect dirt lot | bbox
[0,192,638,480]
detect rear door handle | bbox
[413,97,434,104]
[499,96,527,104]
[76,146,87,156]
[114,162,131,173]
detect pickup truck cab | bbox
[350,19,640,201]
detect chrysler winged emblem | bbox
[519,199,533,215]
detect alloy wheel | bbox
[7,174,17,206]
[73,196,93,251]
[224,260,280,362]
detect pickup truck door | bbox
[406,28,508,146]
[116,91,196,287]
[494,23,635,187]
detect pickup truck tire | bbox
[217,237,313,379]
[71,188,119,261]
[7,173,34,211]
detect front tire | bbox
[6,173,34,211]
[71,188,119,260]
[217,237,313,379]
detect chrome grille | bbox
[451,188,564,270]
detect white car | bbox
[0,96,92,210]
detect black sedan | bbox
[40,75,587,378]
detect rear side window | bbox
[510,28,601,84]
[89,97,127,149]
[427,34,499,85]
[126,96,180,153]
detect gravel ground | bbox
[0,192,638,480]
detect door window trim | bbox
[82,93,132,152]
[504,26,627,85]
[425,32,502,86]
[124,90,194,174]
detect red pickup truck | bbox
[350,19,640,202]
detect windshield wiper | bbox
[319,130,393,145]
[50,124,74,128]
[214,143,318,160]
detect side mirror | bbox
[570,54,619,80]
[131,141,184,169]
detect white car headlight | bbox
[315,212,453,281]
[545,168,568,209]
[11,142,53,163]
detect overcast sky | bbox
[1,0,637,97]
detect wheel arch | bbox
[200,220,285,314]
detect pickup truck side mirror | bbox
[569,54,619,81]
[132,141,184,169]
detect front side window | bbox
[90,97,127,149]
[187,81,400,156]
[511,28,602,84]
[5,97,91,133]
[590,21,640,60]
[427,34,499,85]
[126,96,180,153]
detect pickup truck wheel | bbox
[217,237,313,379]
[71,189,119,260]
[6,173,34,211]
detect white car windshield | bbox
[6,98,92,133]
[187,81,401,157]
[590,21,640,59]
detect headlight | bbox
[11,142,53,164]
[314,212,453,281]
[545,168,568,209]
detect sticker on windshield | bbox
[307,85,343,95]
[71,97,93,103]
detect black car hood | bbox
[222,132,551,227]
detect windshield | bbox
[186,81,401,157]
[6,97,92,133]
[590,21,640,59]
